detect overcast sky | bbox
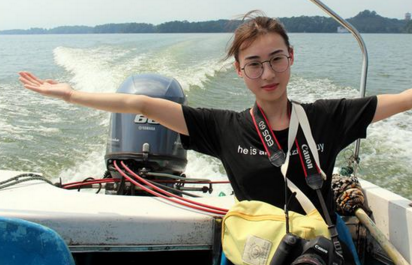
[1,0,411,31]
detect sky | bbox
[1,0,411,31]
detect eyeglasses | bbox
[241,54,291,79]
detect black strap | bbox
[251,102,286,167]
[251,101,322,183]
[251,101,344,258]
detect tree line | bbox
[1,10,411,34]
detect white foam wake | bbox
[53,43,231,94]
[54,46,147,93]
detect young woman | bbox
[19,11,412,264]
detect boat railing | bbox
[308,0,369,162]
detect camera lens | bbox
[291,254,326,265]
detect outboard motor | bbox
[105,74,187,195]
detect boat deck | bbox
[0,170,234,255]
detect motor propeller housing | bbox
[104,74,188,195]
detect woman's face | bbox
[235,32,294,105]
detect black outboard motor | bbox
[105,74,188,195]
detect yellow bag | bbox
[221,200,329,265]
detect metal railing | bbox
[309,0,369,163]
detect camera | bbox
[269,233,344,265]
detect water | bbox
[0,33,411,199]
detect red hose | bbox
[114,160,228,215]
[120,161,229,213]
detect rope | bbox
[77,177,102,194]
[331,173,366,215]
[0,173,54,190]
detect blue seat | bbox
[0,216,75,265]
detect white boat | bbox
[0,169,411,265]
[0,169,234,264]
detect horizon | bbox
[0,0,411,31]
[1,10,410,32]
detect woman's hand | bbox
[19,72,74,102]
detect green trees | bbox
[348,10,406,33]
[405,20,412,33]
[156,20,240,33]
[281,16,339,33]
[1,11,410,34]
[93,23,155,33]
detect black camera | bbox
[269,233,344,265]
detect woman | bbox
[19,11,412,264]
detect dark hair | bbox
[226,10,291,62]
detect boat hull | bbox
[0,170,411,264]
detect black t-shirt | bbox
[180,97,377,218]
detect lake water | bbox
[0,33,411,199]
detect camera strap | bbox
[289,102,327,190]
[251,102,286,167]
[251,101,326,182]
[287,102,344,258]
[251,101,328,213]
[250,101,318,214]
[251,101,344,258]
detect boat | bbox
[1,169,411,265]
[0,170,233,265]
[1,1,412,264]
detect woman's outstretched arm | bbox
[373,89,412,123]
[19,72,189,135]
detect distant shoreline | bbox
[1,10,411,34]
